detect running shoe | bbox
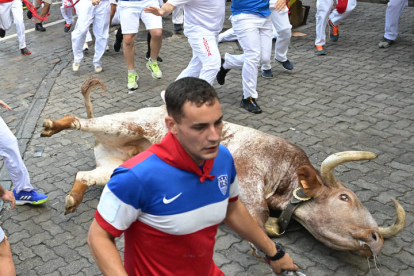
[27,10,32,19]
[73,62,80,72]
[127,72,139,90]
[378,37,394,48]
[20,47,31,55]
[174,24,183,32]
[0,28,5,38]
[275,59,294,70]
[64,23,72,33]
[145,52,163,62]
[240,97,262,114]
[328,20,339,42]
[315,45,326,55]
[262,69,273,78]
[95,66,102,73]
[147,59,162,79]
[13,189,49,205]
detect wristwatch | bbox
[266,241,285,261]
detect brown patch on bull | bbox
[41,115,79,137]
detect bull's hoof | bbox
[41,119,55,137]
[265,217,283,237]
[64,194,79,215]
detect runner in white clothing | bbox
[145,0,226,86]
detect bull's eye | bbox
[340,194,349,201]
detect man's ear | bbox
[165,116,178,135]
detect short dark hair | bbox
[165,77,219,123]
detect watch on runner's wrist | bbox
[266,241,285,261]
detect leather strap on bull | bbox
[278,188,311,233]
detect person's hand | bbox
[274,0,287,12]
[0,100,12,111]
[269,253,298,275]
[144,6,164,16]
[92,0,100,6]
[0,190,16,210]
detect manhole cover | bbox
[135,30,173,41]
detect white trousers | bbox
[172,5,184,24]
[224,13,273,99]
[384,0,408,40]
[315,0,357,46]
[0,0,26,49]
[262,7,291,70]
[176,35,221,86]
[0,226,4,243]
[0,117,33,194]
[61,0,75,25]
[71,0,110,66]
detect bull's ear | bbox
[297,165,322,196]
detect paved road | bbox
[0,1,413,275]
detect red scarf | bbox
[148,132,215,183]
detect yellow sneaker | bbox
[147,59,162,79]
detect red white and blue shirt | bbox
[95,132,239,276]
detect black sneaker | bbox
[0,28,5,38]
[378,37,394,48]
[64,23,72,33]
[145,52,163,62]
[216,58,230,85]
[114,26,123,52]
[276,59,294,70]
[240,97,262,114]
[35,23,46,32]
[262,69,273,78]
[27,10,32,19]
[174,24,183,32]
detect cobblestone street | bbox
[0,1,413,275]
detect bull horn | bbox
[379,198,406,238]
[321,151,376,188]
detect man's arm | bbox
[144,3,176,17]
[87,219,128,276]
[0,100,12,111]
[224,200,298,275]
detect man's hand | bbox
[92,0,100,6]
[269,253,298,275]
[144,6,164,16]
[0,190,16,210]
[0,100,12,111]
[274,0,287,12]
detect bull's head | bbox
[293,151,406,257]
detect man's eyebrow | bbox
[191,116,223,127]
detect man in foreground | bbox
[88,77,298,275]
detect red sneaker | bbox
[20,47,32,55]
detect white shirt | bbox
[168,0,226,37]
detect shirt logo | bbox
[163,193,182,204]
[217,175,228,196]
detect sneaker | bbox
[95,66,102,73]
[275,59,294,70]
[73,62,80,72]
[147,59,162,79]
[145,52,163,62]
[114,39,122,52]
[83,43,89,51]
[64,23,71,33]
[35,23,46,32]
[27,10,32,19]
[216,58,230,85]
[262,69,273,78]
[106,45,109,51]
[13,189,49,205]
[240,97,262,114]
[315,45,326,55]
[127,72,139,90]
[174,24,183,32]
[0,28,5,38]
[378,37,394,48]
[328,20,339,42]
[20,47,31,55]
[22,2,27,9]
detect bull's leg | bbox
[41,115,80,137]
[64,161,122,214]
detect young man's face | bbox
[167,99,223,166]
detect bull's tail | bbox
[81,77,107,119]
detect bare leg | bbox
[149,29,162,61]
[123,34,136,70]
[38,3,51,23]
[0,238,16,276]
